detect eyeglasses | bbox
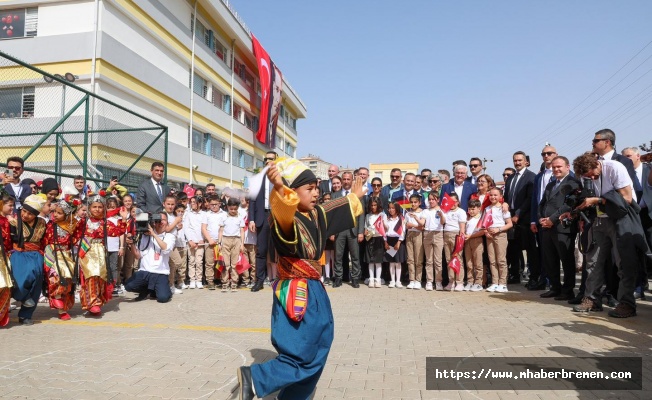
[469,164,481,168]
[390,175,401,179]
[541,151,556,156]
[371,184,381,187]
[6,166,21,170]
[264,157,275,162]
[210,203,220,207]
[592,138,608,144]
[503,173,512,177]
[429,180,440,184]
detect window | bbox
[231,149,254,169]
[0,86,34,118]
[192,129,227,161]
[285,143,295,157]
[193,73,207,99]
[192,15,229,67]
[255,158,264,169]
[0,8,37,39]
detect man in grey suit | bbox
[332,171,365,288]
[137,162,169,214]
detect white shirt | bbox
[539,168,553,202]
[383,214,405,240]
[138,232,175,275]
[600,149,615,161]
[365,213,384,237]
[151,178,163,199]
[203,209,226,239]
[106,216,121,252]
[465,215,481,236]
[239,207,257,245]
[635,164,645,207]
[487,205,511,228]
[443,208,467,232]
[264,178,271,210]
[10,183,23,208]
[592,160,634,201]
[166,212,178,237]
[421,208,444,231]
[405,209,424,232]
[183,209,204,242]
[220,214,244,237]
[454,182,464,199]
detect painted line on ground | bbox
[34,319,271,333]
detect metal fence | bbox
[0,50,168,191]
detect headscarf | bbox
[275,157,317,189]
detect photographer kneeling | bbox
[124,212,176,303]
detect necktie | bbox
[345,190,349,196]
[598,155,605,160]
[156,183,163,203]
[510,172,520,208]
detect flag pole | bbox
[229,39,236,186]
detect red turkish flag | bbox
[480,209,493,229]
[252,34,282,147]
[447,234,465,274]
[183,184,195,198]
[440,192,454,213]
[373,215,386,237]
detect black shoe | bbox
[568,293,583,304]
[605,294,619,308]
[527,280,546,291]
[332,278,342,288]
[134,293,149,302]
[554,292,575,301]
[324,278,332,286]
[351,279,360,288]
[608,303,636,318]
[507,275,521,284]
[23,298,36,308]
[18,318,34,326]
[540,290,560,298]
[237,366,255,400]
[250,281,264,292]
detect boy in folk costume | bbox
[9,194,47,325]
[79,194,128,315]
[0,193,14,327]
[44,195,84,320]
[237,158,364,400]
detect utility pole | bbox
[482,157,493,173]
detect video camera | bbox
[561,177,597,228]
[134,209,162,233]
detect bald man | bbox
[319,164,340,195]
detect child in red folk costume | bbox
[78,194,128,315]
[44,196,84,320]
[0,193,14,327]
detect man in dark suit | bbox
[136,162,169,214]
[538,156,580,300]
[440,165,477,211]
[2,156,32,211]
[248,151,277,292]
[332,171,365,288]
[465,157,484,185]
[504,151,541,289]
[381,168,404,212]
[318,164,339,195]
[390,172,424,209]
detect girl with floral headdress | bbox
[9,194,47,326]
[78,193,128,316]
[0,191,14,327]
[43,195,84,320]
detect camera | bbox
[561,177,597,227]
[134,210,162,233]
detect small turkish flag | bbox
[440,192,454,213]
[373,215,386,237]
[480,209,493,229]
[183,184,196,198]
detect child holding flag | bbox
[416,191,446,291]
[485,188,513,293]
[441,193,467,291]
[217,198,245,292]
[464,199,485,292]
[237,157,364,400]
[405,194,425,289]
[383,202,406,288]
[364,197,385,288]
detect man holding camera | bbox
[538,156,581,301]
[570,152,644,318]
[124,212,176,303]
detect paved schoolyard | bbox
[0,281,650,399]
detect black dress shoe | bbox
[554,292,575,301]
[332,278,342,288]
[605,294,619,308]
[134,293,149,302]
[351,279,360,288]
[237,366,255,400]
[527,282,546,291]
[507,276,521,284]
[540,290,560,298]
[568,293,583,304]
[18,318,34,326]
[250,281,264,292]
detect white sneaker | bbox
[443,283,453,291]
[413,282,422,290]
[395,281,403,288]
[495,285,509,293]
[407,281,415,289]
[388,280,396,288]
[374,279,381,288]
[463,283,472,291]
[425,282,433,291]
[486,284,498,292]
[454,284,465,292]
[9,303,17,311]
[368,278,374,288]
[189,281,196,289]
[196,282,204,289]
[470,284,483,292]
[435,282,443,291]
[171,286,183,295]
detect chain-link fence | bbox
[0,50,168,191]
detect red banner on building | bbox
[252,34,282,147]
